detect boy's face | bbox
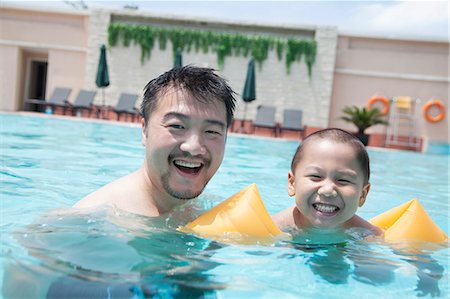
[288,139,370,229]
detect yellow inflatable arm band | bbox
[368,198,448,243]
[180,184,286,241]
[181,185,448,244]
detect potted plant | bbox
[340,105,388,146]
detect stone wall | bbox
[85,9,338,128]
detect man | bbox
[1,66,236,299]
[74,66,237,217]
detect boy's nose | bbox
[318,182,337,198]
[180,132,206,156]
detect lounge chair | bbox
[66,90,97,117]
[280,109,306,139]
[113,93,139,121]
[24,87,72,114]
[253,105,277,136]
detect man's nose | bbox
[318,181,337,197]
[180,132,206,156]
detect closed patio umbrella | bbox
[240,58,256,132]
[95,44,110,118]
[174,48,183,67]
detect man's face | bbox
[142,88,228,201]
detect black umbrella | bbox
[95,44,110,117]
[174,48,183,67]
[240,58,256,132]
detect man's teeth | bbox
[174,160,201,168]
[314,203,338,213]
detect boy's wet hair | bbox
[291,128,370,185]
[141,65,237,127]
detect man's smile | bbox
[173,159,204,175]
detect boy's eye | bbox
[337,179,353,184]
[307,174,322,180]
[205,130,222,136]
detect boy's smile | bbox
[288,139,370,229]
[312,203,340,214]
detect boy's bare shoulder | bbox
[346,215,384,236]
[272,206,296,230]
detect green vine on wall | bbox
[108,23,317,77]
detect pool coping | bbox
[0,111,435,154]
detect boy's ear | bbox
[358,183,371,207]
[141,118,147,146]
[287,171,296,197]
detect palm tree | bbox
[340,106,388,145]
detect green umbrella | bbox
[174,48,183,67]
[240,58,256,132]
[95,44,110,118]
[242,58,256,102]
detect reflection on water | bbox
[4,206,225,298]
[2,206,448,298]
[285,233,447,297]
[288,240,397,286]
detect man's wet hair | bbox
[291,128,370,185]
[141,65,237,127]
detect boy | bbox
[273,128,382,236]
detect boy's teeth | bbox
[174,160,201,168]
[314,203,338,213]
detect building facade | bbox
[1,5,448,147]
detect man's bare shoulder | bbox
[73,170,142,209]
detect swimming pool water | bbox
[1,113,449,298]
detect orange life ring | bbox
[423,100,445,123]
[367,96,390,114]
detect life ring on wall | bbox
[367,96,390,115]
[423,100,446,123]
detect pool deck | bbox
[4,109,424,152]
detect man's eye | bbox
[168,124,184,129]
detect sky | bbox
[4,0,449,41]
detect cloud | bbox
[355,1,448,38]
[4,0,448,39]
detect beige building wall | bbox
[0,45,21,110]
[46,50,86,93]
[330,35,449,143]
[0,6,89,110]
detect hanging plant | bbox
[108,23,317,77]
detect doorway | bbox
[25,60,48,112]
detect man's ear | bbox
[287,171,296,197]
[141,118,147,146]
[359,183,371,207]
